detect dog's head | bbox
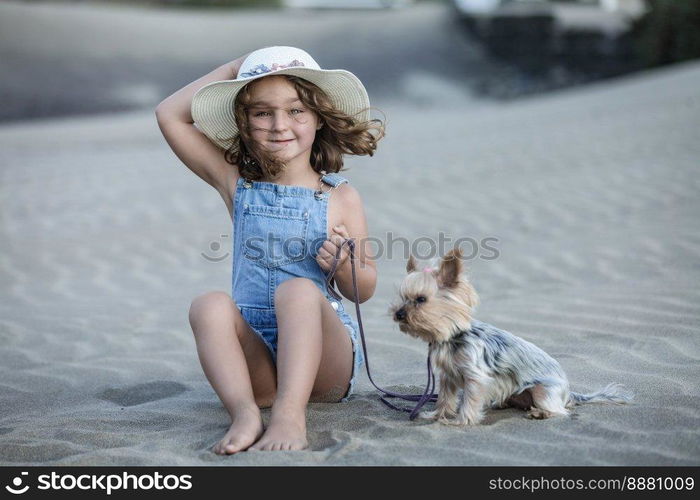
[388,246,479,344]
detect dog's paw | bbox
[527,407,568,419]
[527,408,552,420]
[417,410,439,421]
[439,416,482,427]
[438,416,462,426]
[464,416,484,426]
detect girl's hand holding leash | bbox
[316,224,352,273]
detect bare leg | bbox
[189,291,277,454]
[250,278,353,451]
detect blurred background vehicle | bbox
[453,0,645,68]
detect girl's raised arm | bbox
[155,55,247,214]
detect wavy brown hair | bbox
[223,75,385,181]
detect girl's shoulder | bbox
[321,172,363,208]
[329,180,364,213]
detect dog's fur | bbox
[389,247,633,425]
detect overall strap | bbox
[320,171,349,189]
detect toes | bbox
[213,436,245,455]
[249,440,291,451]
[224,437,252,454]
[213,440,227,455]
[249,440,266,451]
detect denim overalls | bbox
[231,171,364,401]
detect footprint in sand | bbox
[98,381,188,407]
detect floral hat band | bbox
[191,46,371,151]
[239,59,306,78]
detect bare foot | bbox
[213,405,264,455]
[249,405,308,451]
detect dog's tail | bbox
[569,383,634,406]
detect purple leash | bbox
[324,237,438,420]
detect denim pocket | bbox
[241,204,310,268]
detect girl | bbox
[155,47,384,454]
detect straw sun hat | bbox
[191,46,371,150]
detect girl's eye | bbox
[416,296,427,304]
[254,111,270,117]
[290,108,304,114]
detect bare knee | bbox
[189,291,237,332]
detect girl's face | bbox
[245,75,320,170]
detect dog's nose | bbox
[394,308,406,321]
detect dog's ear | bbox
[437,247,463,288]
[406,254,417,273]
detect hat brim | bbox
[191,67,371,151]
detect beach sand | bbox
[1,8,699,466]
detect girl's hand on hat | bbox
[316,224,351,273]
[228,53,250,78]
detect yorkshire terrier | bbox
[389,247,633,426]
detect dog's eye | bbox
[415,296,427,304]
